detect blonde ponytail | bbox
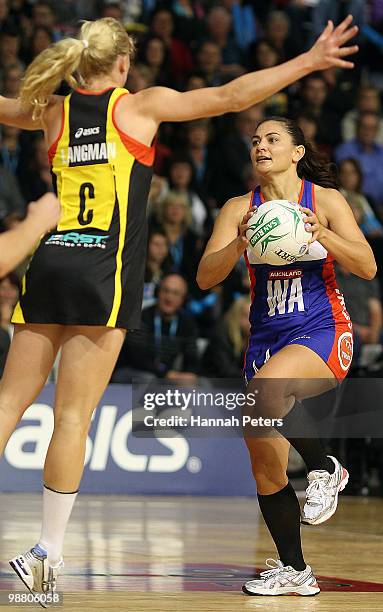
[20,18,135,120]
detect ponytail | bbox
[297,140,339,189]
[20,38,84,120]
[20,18,135,120]
[255,116,339,190]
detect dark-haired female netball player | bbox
[197,116,376,596]
[0,15,358,597]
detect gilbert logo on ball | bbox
[246,200,310,266]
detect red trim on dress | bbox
[48,103,65,164]
[311,182,317,214]
[112,93,155,167]
[321,259,353,379]
[259,179,305,205]
[75,87,115,96]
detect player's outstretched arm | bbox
[0,194,60,277]
[197,197,254,290]
[138,15,358,123]
[0,96,42,130]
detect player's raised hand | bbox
[307,14,358,71]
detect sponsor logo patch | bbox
[338,331,353,371]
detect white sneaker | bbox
[9,545,63,607]
[301,455,349,525]
[242,558,320,596]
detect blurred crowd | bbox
[0,0,382,494]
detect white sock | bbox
[38,485,78,566]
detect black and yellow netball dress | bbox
[12,87,154,329]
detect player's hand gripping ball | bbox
[246,200,310,265]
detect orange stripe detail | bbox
[75,86,115,96]
[48,103,65,164]
[322,259,352,379]
[112,93,155,167]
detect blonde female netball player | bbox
[0,15,358,596]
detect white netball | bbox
[246,200,310,266]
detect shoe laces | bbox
[260,558,285,579]
[306,471,331,505]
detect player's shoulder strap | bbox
[250,186,262,209]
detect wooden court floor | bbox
[0,493,382,611]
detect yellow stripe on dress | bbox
[106,89,135,327]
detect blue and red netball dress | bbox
[244,180,353,382]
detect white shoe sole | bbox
[9,555,49,609]
[301,467,349,526]
[242,582,320,596]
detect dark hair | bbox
[337,157,363,192]
[254,116,339,189]
[356,110,380,128]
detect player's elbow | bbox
[196,272,210,291]
[363,261,377,280]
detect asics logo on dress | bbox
[75,127,101,139]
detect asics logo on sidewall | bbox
[75,127,101,139]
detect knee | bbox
[247,380,291,420]
[54,407,93,437]
[245,440,288,493]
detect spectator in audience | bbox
[149,8,194,85]
[170,0,206,45]
[293,73,341,148]
[112,273,199,383]
[335,111,383,216]
[264,10,302,61]
[0,124,22,176]
[211,104,264,204]
[0,25,24,76]
[27,25,54,61]
[194,41,225,87]
[202,294,250,378]
[99,1,124,22]
[205,6,245,77]
[295,112,331,157]
[137,36,170,87]
[166,154,208,236]
[31,1,62,41]
[221,0,257,53]
[155,190,202,291]
[185,119,215,202]
[0,0,9,28]
[338,158,383,238]
[18,135,53,202]
[143,229,172,308]
[184,71,207,91]
[0,164,25,222]
[341,86,383,145]
[2,64,23,98]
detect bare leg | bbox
[0,324,63,455]
[44,326,125,491]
